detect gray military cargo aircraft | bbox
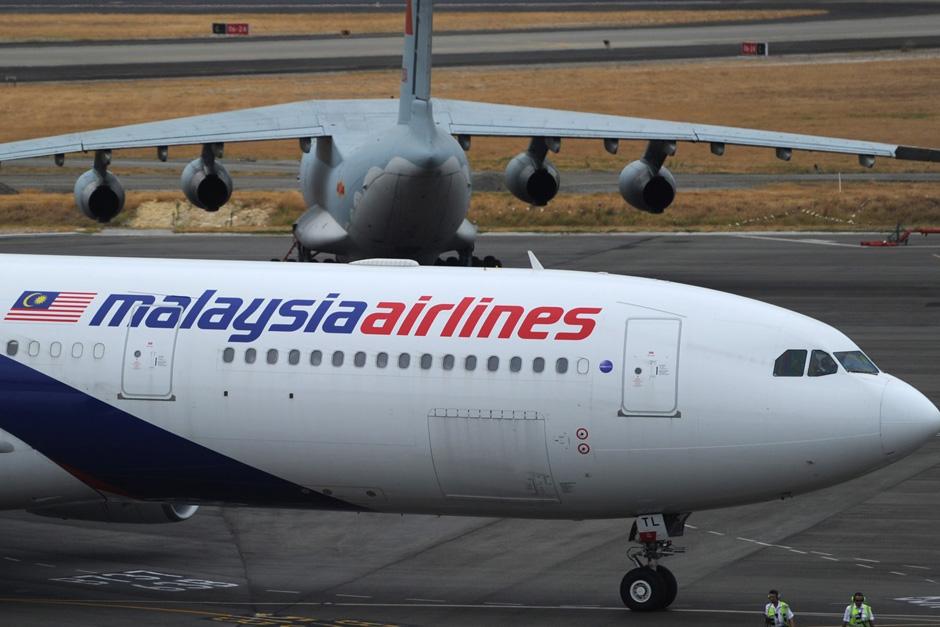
[0,0,938,264]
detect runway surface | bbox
[4,5,940,81]
[0,231,938,625]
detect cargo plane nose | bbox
[880,378,940,457]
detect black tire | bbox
[620,567,666,611]
[657,565,678,608]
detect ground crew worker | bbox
[843,592,875,626]
[765,589,796,627]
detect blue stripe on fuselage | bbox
[0,354,365,511]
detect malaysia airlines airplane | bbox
[0,253,937,610]
[1,2,939,264]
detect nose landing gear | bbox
[620,513,689,611]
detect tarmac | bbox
[0,231,938,626]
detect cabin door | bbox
[621,318,681,416]
[120,306,181,401]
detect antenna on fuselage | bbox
[398,0,433,125]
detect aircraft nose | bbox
[880,378,940,457]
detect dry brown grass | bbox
[2,183,937,233]
[1,55,936,175]
[0,10,824,42]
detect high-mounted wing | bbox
[435,98,940,164]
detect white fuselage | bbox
[0,255,936,520]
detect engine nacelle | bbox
[29,501,198,524]
[181,158,233,211]
[73,169,125,223]
[618,160,677,214]
[504,152,560,206]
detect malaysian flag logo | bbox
[4,291,97,323]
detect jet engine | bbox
[618,160,677,214]
[73,168,125,223]
[504,137,561,206]
[181,157,233,212]
[29,501,198,524]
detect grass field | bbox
[1,54,936,176]
[0,10,824,42]
[2,183,937,233]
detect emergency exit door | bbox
[621,318,681,416]
[120,306,181,400]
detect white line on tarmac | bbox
[811,551,833,556]
[736,537,757,543]
[891,571,909,576]
[34,563,55,568]
[927,579,938,584]
[484,601,523,606]
[906,565,931,570]
[790,549,808,554]
[730,234,860,248]
[74,569,97,573]
[707,531,725,536]
[266,589,301,594]
[335,593,372,599]
[685,524,698,529]
[820,556,840,562]
[855,558,880,563]
[856,564,874,569]
[3,557,20,562]
[405,598,446,603]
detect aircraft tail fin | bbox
[398,0,433,124]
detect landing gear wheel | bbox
[620,567,666,611]
[658,565,678,608]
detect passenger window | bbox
[354,351,366,367]
[510,356,522,372]
[442,354,455,371]
[223,347,235,363]
[93,343,105,359]
[5,340,17,356]
[266,349,278,365]
[487,356,499,372]
[465,355,477,371]
[556,358,569,374]
[834,350,879,374]
[376,352,388,368]
[50,341,62,358]
[288,349,300,365]
[310,350,322,366]
[332,351,344,367]
[27,341,39,357]
[808,350,838,377]
[773,349,807,377]
[245,348,256,364]
[398,353,411,369]
[420,353,432,370]
[577,358,589,375]
[533,357,545,373]
[71,342,83,358]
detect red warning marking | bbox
[336,180,345,197]
[576,428,589,440]
[404,0,414,35]
[577,443,590,455]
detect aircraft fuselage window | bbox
[398,353,411,369]
[773,349,807,377]
[556,357,569,374]
[5,340,18,356]
[310,350,322,366]
[533,357,545,373]
[834,350,880,374]
[442,354,455,370]
[808,350,838,377]
[71,342,83,359]
[487,356,499,372]
[245,348,257,364]
[93,343,105,359]
[266,349,278,365]
[465,355,477,371]
[50,341,61,358]
[509,356,522,372]
[223,347,235,363]
[288,349,300,365]
[577,358,589,374]
[354,351,367,367]
[332,351,344,367]
[376,352,388,368]
[27,341,39,357]
[420,353,432,370]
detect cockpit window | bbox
[808,350,838,377]
[773,349,807,377]
[834,351,879,374]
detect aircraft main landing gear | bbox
[620,513,689,611]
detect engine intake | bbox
[29,501,198,524]
[181,157,233,211]
[505,152,560,206]
[618,160,677,214]
[73,169,125,223]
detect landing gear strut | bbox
[620,513,689,611]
